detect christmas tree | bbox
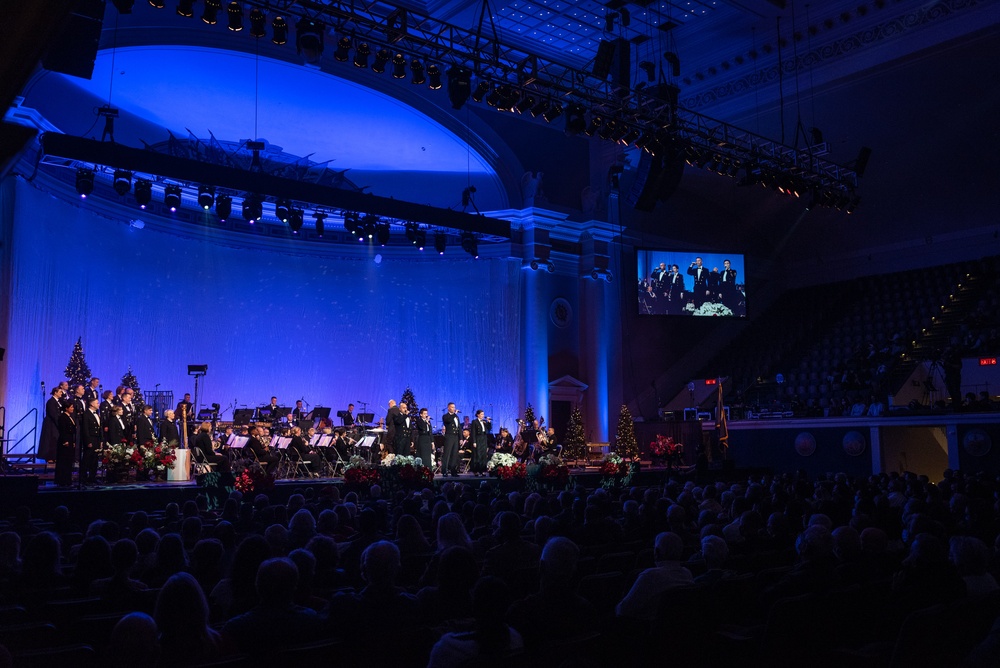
[121,366,146,406]
[563,405,587,462]
[614,404,639,461]
[64,337,92,388]
[401,387,417,413]
[524,403,536,426]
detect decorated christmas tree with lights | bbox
[524,403,536,426]
[120,366,146,407]
[401,387,417,413]
[614,404,639,461]
[563,406,587,462]
[64,337,92,388]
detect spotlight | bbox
[405,222,418,244]
[361,214,378,241]
[199,0,219,24]
[112,0,134,13]
[846,196,860,214]
[75,167,94,198]
[163,185,181,212]
[313,211,326,237]
[485,86,501,107]
[565,104,587,135]
[215,194,232,220]
[353,42,370,68]
[242,194,263,223]
[376,223,390,246]
[434,233,446,255]
[112,169,132,196]
[460,232,478,259]
[334,37,351,62]
[585,115,603,137]
[471,80,490,103]
[496,85,518,112]
[288,209,304,233]
[414,229,426,250]
[515,94,536,114]
[271,15,288,45]
[226,2,242,31]
[427,64,442,90]
[529,99,548,118]
[409,59,425,85]
[176,0,194,18]
[133,179,151,208]
[275,199,291,223]
[148,0,165,7]
[542,102,563,123]
[372,48,390,73]
[620,127,641,145]
[296,18,325,63]
[343,212,358,235]
[391,53,406,79]
[447,67,471,109]
[197,185,215,210]
[248,8,265,37]
[598,119,616,141]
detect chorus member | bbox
[81,398,102,486]
[415,408,434,467]
[106,405,128,446]
[84,377,101,404]
[57,381,71,405]
[384,399,400,454]
[343,404,356,427]
[70,385,87,415]
[121,389,137,437]
[720,259,738,310]
[393,403,413,457]
[55,402,78,487]
[707,268,721,303]
[99,390,115,424]
[687,257,709,308]
[470,410,491,476]
[159,410,180,447]
[441,403,462,476]
[136,405,157,445]
[176,393,193,420]
[193,422,230,472]
[39,387,64,461]
[494,427,514,454]
[113,385,125,407]
[650,262,669,292]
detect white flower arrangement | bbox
[487,452,518,470]
[538,453,564,467]
[383,454,422,468]
[603,452,624,465]
[693,302,734,317]
[344,455,369,470]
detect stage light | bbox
[112,0,134,13]
[176,0,194,18]
[585,115,603,137]
[226,2,242,31]
[275,199,291,223]
[565,104,587,135]
[529,99,548,118]
[485,86,501,107]
[447,67,471,109]
[405,222,418,244]
[215,194,232,220]
[410,59,425,85]
[197,185,215,210]
[471,80,490,103]
[391,53,406,79]
[200,0,219,24]
[334,37,351,62]
[542,102,563,123]
[495,85,517,112]
[288,209,304,233]
[598,119,616,141]
[76,168,94,198]
[434,233,446,255]
[134,179,151,208]
[514,94,535,114]
[271,15,288,45]
[313,212,326,237]
[163,185,181,212]
[361,214,378,241]
[427,64,442,90]
[112,169,132,196]
[372,48,390,73]
[148,0,165,8]
[296,19,325,63]
[460,232,478,259]
[353,42,370,68]
[620,127,641,145]
[846,196,860,214]
[376,223,390,246]
[343,212,358,235]
[242,194,263,223]
[248,8,265,37]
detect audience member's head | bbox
[653,532,684,564]
[701,535,730,570]
[255,557,299,608]
[108,612,159,668]
[361,540,401,589]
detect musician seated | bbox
[244,426,279,468]
[288,426,320,467]
[331,428,351,462]
[193,422,230,473]
[534,427,561,461]
[494,427,514,454]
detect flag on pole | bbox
[717,378,729,453]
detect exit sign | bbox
[981,357,997,366]
[705,379,717,385]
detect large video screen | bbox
[637,249,746,317]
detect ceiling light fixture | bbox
[112,169,132,196]
[447,67,471,108]
[248,8,265,37]
[460,232,478,259]
[391,53,406,79]
[288,208,304,233]
[471,80,490,103]
[75,167,94,198]
[200,0,220,24]
[163,185,181,212]
[198,185,215,210]
[242,194,263,223]
[334,37,351,62]
[313,211,326,237]
[409,59,425,85]
[215,194,232,220]
[427,64,442,90]
[176,0,194,18]
[296,19,325,63]
[372,48,390,73]
[226,2,243,31]
[434,233,446,255]
[271,15,288,45]
[353,42,370,68]
[134,179,151,208]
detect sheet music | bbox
[317,435,333,448]
[233,436,249,449]
[269,435,278,448]
[309,434,321,446]
[277,437,292,449]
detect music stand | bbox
[312,407,331,420]
[233,409,254,426]
[297,419,313,431]
[358,412,374,426]
[196,409,215,421]
[356,434,378,463]
[258,407,274,422]
[277,407,292,420]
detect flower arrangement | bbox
[649,435,683,459]
[102,442,134,481]
[487,452,526,479]
[233,461,274,495]
[343,455,380,485]
[537,454,569,486]
[599,453,629,477]
[136,440,176,478]
[382,454,433,486]
[693,302,734,317]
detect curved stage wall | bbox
[2,177,523,452]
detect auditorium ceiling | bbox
[11,0,1000,259]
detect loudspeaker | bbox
[626,149,685,212]
[592,40,616,80]
[612,38,631,91]
[42,0,105,80]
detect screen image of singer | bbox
[636,249,746,318]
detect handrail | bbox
[2,407,38,457]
